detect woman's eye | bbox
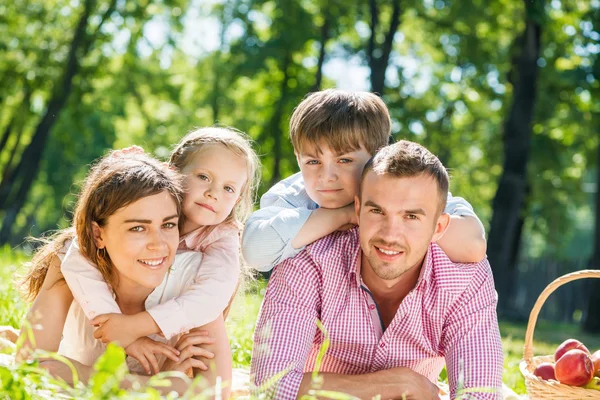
[163,222,178,229]
[224,186,235,194]
[130,226,144,232]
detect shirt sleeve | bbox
[445,192,478,219]
[60,239,121,319]
[242,205,313,272]
[250,253,321,399]
[441,260,504,400]
[146,234,240,340]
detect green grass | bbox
[1,247,599,398]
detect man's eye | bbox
[406,214,418,220]
[163,222,178,229]
[369,209,382,214]
[130,226,144,232]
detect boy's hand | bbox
[125,337,180,375]
[161,330,216,373]
[91,313,140,347]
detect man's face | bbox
[297,141,372,209]
[356,171,449,285]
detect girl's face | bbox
[180,145,248,234]
[94,191,180,291]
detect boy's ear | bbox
[431,213,451,243]
[92,222,105,249]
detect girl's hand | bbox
[125,337,181,375]
[161,331,216,373]
[91,313,140,348]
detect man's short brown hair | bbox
[361,140,449,213]
[290,89,391,156]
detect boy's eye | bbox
[130,226,145,232]
[339,158,353,163]
[162,222,178,229]
[224,185,235,194]
[306,160,319,165]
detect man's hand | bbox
[161,331,216,374]
[383,367,440,400]
[90,313,141,348]
[125,337,181,375]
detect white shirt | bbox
[57,250,204,374]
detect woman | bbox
[16,151,232,397]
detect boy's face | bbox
[296,141,372,209]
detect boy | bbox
[242,89,486,271]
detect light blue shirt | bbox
[242,172,479,272]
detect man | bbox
[251,140,503,400]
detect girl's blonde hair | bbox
[21,151,184,301]
[170,127,261,225]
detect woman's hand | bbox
[160,331,215,373]
[125,337,180,375]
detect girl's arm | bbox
[16,255,73,362]
[145,237,240,340]
[60,240,121,318]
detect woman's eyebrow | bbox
[124,214,178,224]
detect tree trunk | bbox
[268,52,292,188]
[367,0,402,95]
[0,0,95,243]
[487,5,542,315]
[312,10,331,91]
[583,122,600,333]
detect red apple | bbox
[555,339,590,361]
[592,350,600,378]
[555,349,594,386]
[534,362,556,381]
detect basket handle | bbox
[523,269,600,367]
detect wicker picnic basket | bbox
[519,269,600,399]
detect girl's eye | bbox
[163,222,178,229]
[306,160,319,165]
[339,158,353,163]
[224,186,235,194]
[130,226,145,232]
[197,174,209,181]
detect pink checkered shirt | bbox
[251,227,503,399]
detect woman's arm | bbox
[16,255,73,362]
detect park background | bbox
[1,0,600,397]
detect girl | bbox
[16,151,225,396]
[59,127,261,376]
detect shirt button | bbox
[369,304,376,310]
[379,342,386,348]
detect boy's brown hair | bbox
[361,140,449,214]
[290,89,391,156]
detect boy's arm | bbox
[437,194,487,263]
[61,240,121,318]
[145,240,240,340]
[290,204,356,249]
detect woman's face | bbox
[94,191,180,291]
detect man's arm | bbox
[250,254,322,399]
[298,368,440,400]
[441,260,504,400]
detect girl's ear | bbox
[92,222,105,249]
